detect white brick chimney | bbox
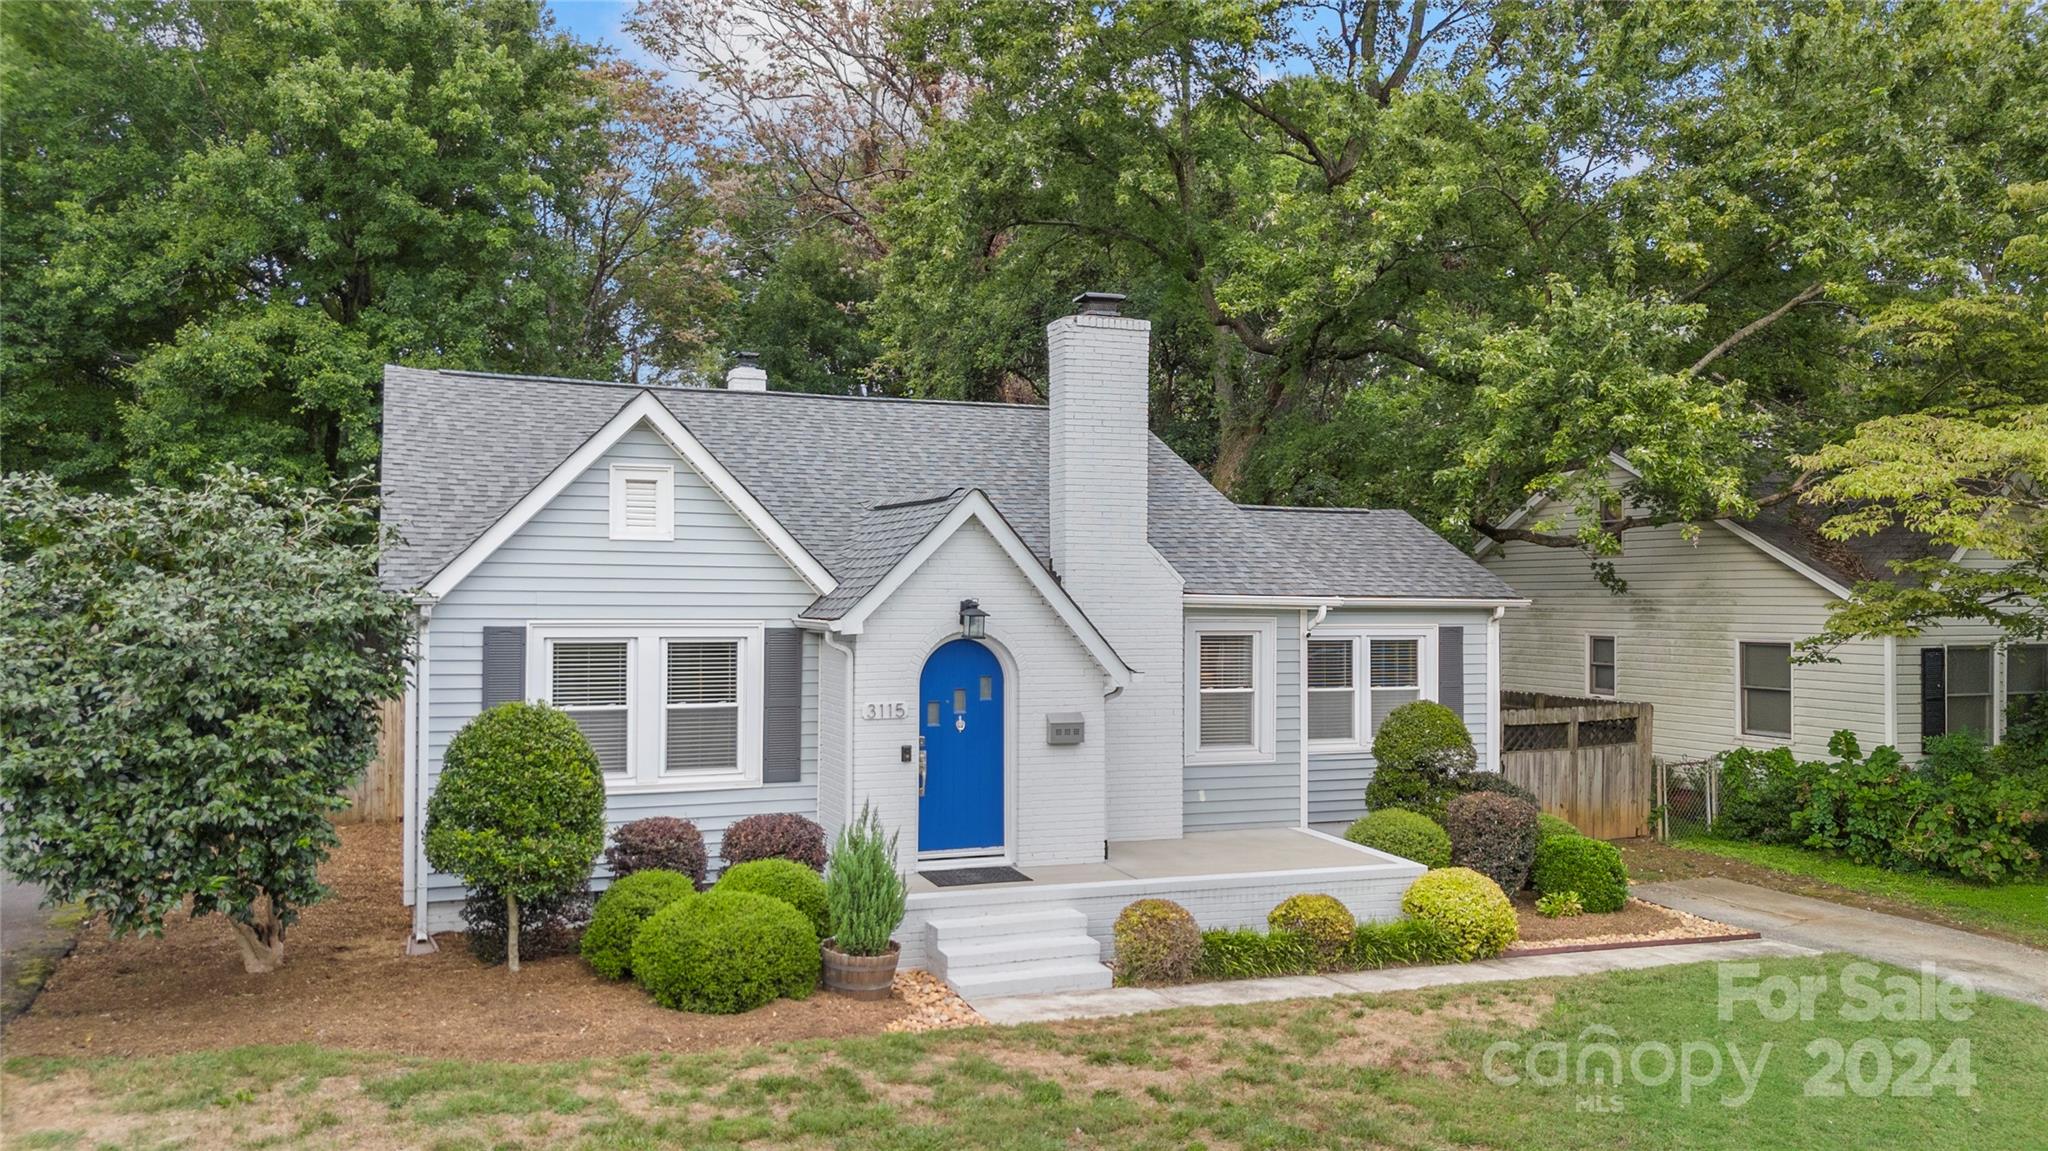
[1047,292,1185,841]
[726,351,768,391]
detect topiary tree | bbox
[1344,808,1453,868]
[715,858,831,938]
[720,812,828,871]
[1113,898,1201,986]
[581,870,696,980]
[605,817,708,886]
[425,702,606,972]
[0,469,412,973]
[1445,791,1541,892]
[1363,701,1477,820]
[1268,893,1355,968]
[1530,835,1630,913]
[632,889,821,1013]
[463,885,592,967]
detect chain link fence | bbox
[1653,757,1719,840]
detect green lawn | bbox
[1670,837,2048,949]
[6,955,2046,1150]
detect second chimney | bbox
[726,351,768,391]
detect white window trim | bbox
[1944,642,1997,742]
[1186,616,1278,765]
[1586,634,1617,698]
[608,463,675,541]
[1303,628,1436,754]
[2001,642,2048,740]
[1734,638,1794,744]
[526,620,764,792]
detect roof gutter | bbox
[1183,593,1530,610]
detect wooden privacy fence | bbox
[336,697,405,824]
[1497,691,1653,839]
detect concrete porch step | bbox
[923,906,1089,944]
[929,933,1102,979]
[946,959,1116,1000]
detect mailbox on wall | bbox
[1046,712,1085,745]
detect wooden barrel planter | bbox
[821,940,900,999]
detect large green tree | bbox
[2,0,611,486]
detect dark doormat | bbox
[920,865,1032,887]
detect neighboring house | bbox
[380,293,1524,995]
[1478,456,2039,764]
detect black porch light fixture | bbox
[959,598,988,640]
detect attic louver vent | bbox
[622,478,661,531]
[609,464,673,540]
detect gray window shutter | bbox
[481,626,526,709]
[762,628,803,783]
[1437,626,1464,716]
[1921,647,1945,747]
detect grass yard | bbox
[1624,837,2048,951]
[6,954,2045,1150]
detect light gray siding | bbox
[1306,608,1495,825]
[419,422,823,903]
[1183,609,1301,831]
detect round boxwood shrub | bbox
[1400,868,1518,961]
[720,813,828,871]
[580,870,697,980]
[424,702,607,972]
[1344,808,1452,868]
[1362,701,1478,820]
[605,817,708,887]
[1267,893,1355,966]
[715,858,831,939]
[1444,791,1541,892]
[1535,812,1580,843]
[631,889,820,1013]
[1112,898,1201,986]
[1531,835,1629,913]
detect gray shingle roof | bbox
[800,489,971,619]
[379,366,1521,604]
[1737,499,1938,590]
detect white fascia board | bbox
[1183,593,1530,609]
[1713,519,1854,600]
[420,391,837,599]
[829,490,1133,688]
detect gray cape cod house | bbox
[381,293,1524,996]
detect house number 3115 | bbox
[860,701,909,721]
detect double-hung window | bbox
[1738,642,1792,740]
[1945,645,1993,738]
[2007,645,2048,730]
[1186,617,1277,762]
[533,623,761,789]
[1588,636,1616,697]
[1366,637,1424,735]
[1306,639,1357,743]
[1305,631,1431,749]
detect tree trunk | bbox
[228,898,286,974]
[505,891,521,973]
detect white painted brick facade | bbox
[849,519,1111,873]
[1047,313,1186,842]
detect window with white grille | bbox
[608,463,674,540]
[1307,638,1356,743]
[552,641,630,775]
[531,624,760,789]
[665,640,740,775]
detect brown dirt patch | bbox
[1509,894,1738,948]
[3,822,912,1061]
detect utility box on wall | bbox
[1046,712,1085,746]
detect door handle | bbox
[917,736,927,797]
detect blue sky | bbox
[545,0,655,66]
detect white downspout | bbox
[1300,602,1333,828]
[408,599,438,953]
[1487,606,1504,771]
[821,628,856,830]
[1883,636,1899,748]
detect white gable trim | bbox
[827,490,1133,688]
[420,391,837,599]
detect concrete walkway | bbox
[972,937,1815,1024]
[2,869,81,1025]
[1636,878,2048,1009]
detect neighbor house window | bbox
[1588,636,1616,697]
[1186,617,1277,762]
[1306,639,1356,743]
[1367,637,1423,736]
[1945,646,1993,738]
[1739,642,1792,739]
[2007,645,2048,730]
[533,624,761,789]
[608,463,674,540]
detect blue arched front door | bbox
[919,639,1004,853]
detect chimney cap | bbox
[736,350,761,368]
[1072,291,1127,317]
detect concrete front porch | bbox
[910,827,1399,893]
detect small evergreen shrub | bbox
[1535,812,1580,842]
[1194,917,1461,980]
[631,890,820,1013]
[462,886,590,967]
[1714,745,1818,844]
[1400,868,1518,961]
[1267,894,1355,967]
[1530,835,1629,912]
[1344,808,1452,868]
[605,817,707,887]
[1445,791,1540,891]
[716,859,831,938]
[1362,701,1478,819]
[720,813,828,872]
[580,870,695,980]
[1349,917,1461,968]
[824,802,907,956]
[1461,771,1539,806]
[1536,891,1585,918]
[1194,928,1317,980]
[1112,899,1202,986]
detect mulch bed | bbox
[1506,894,1745,953]
[2,823,919,1062]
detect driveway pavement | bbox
[1635,877,2048,1009]
[2,868,81,1024]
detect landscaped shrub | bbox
[605,817,707,887]
[1714,745,1819,844]
[1445,791,1540,892]
[1401,868,1518,961]
[1535,813,1580,842]
[1349,917,1461,968]
[1194,928,1317,980]
[1536,891,1585,918]
[425,702,608,971]
[1362,701,1478,820]
[580,870,696,980]
[1530,835,1629,913]
[631,890,820,1013]
[1267,894,1355,967]
[1194,917,1463,980]
[715,858,831,938]
[1344,808,1452,868]
[1113,899,1202,986]
[720,813,828,872]
[463,886,591,967]
[824,801,907,956]
[1460,771,1539,806]
[1790,733,2046,882]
